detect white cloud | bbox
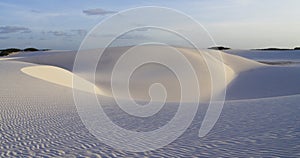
[0,26,31,34]
[83,8,116,16]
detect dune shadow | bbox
[226,66,300,100]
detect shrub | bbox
[209,46,231,50]
[24,47,39,52]
[0,48,21,56]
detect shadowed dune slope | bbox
[6,45,300,101]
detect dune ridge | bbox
[11,45,260,102]
[21,65,106,96]
[7,45,299,101]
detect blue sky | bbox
[0,0,299,50]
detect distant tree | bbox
[0,48,21,56]
[24,47,39,52]
[255,48,290,51]
[208,46,231,50]
[2,48,21,52]
[41,49,51,51]
[0,47,49,56]
[0,51,9,56]
[294,47,300,50]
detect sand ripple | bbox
[0,54,299,157]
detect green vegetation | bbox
[208,46,231,50]
[0,48,21,56]
[255,48,291,51]
[24,47,39,52]
[0,47,50,56]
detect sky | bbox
[0,0,300,50]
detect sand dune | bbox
[7,45,265,102]
[1,46,300,156]
[21,65,105,96]
[227,66,300,100]
[6,46,300,101]
[7,45,299,101]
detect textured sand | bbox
[0,47,299,157]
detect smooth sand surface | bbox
[6,46,300,101]
[21,65,105,96]
[8,46,265,101]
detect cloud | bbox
[0,36,9,40]
[71,29,87,36]
[0,26,31,34]
[118,34,149,40]
[30,9,42,13]
[47,29,87,38]
[134,27,151,32]
[29,9,66,17]
[48,31,72,37]
[83,8,116,16]
[39,37,46,40]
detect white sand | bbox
[9,46,263,102]
[21,65,105,96]
[0,46,299,157]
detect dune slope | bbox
[1,47,300,157]
[9,45,267,101]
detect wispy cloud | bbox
[30,9,42,13]
[47,29,87,38]
[0,26,31,34]
[82,8,116,16]
[0,36,9,40]
[71,29,87,36]
[117,34,150,40]
[134,27,151,32]
[29,9,66,17]
[47,31,72,37]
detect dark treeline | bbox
[0,48,50,56]
[208,46,231,50]
[208,46,300,51]
[254,47,300,51]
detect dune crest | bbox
[21,65,105,96]
[11,45,268,101]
